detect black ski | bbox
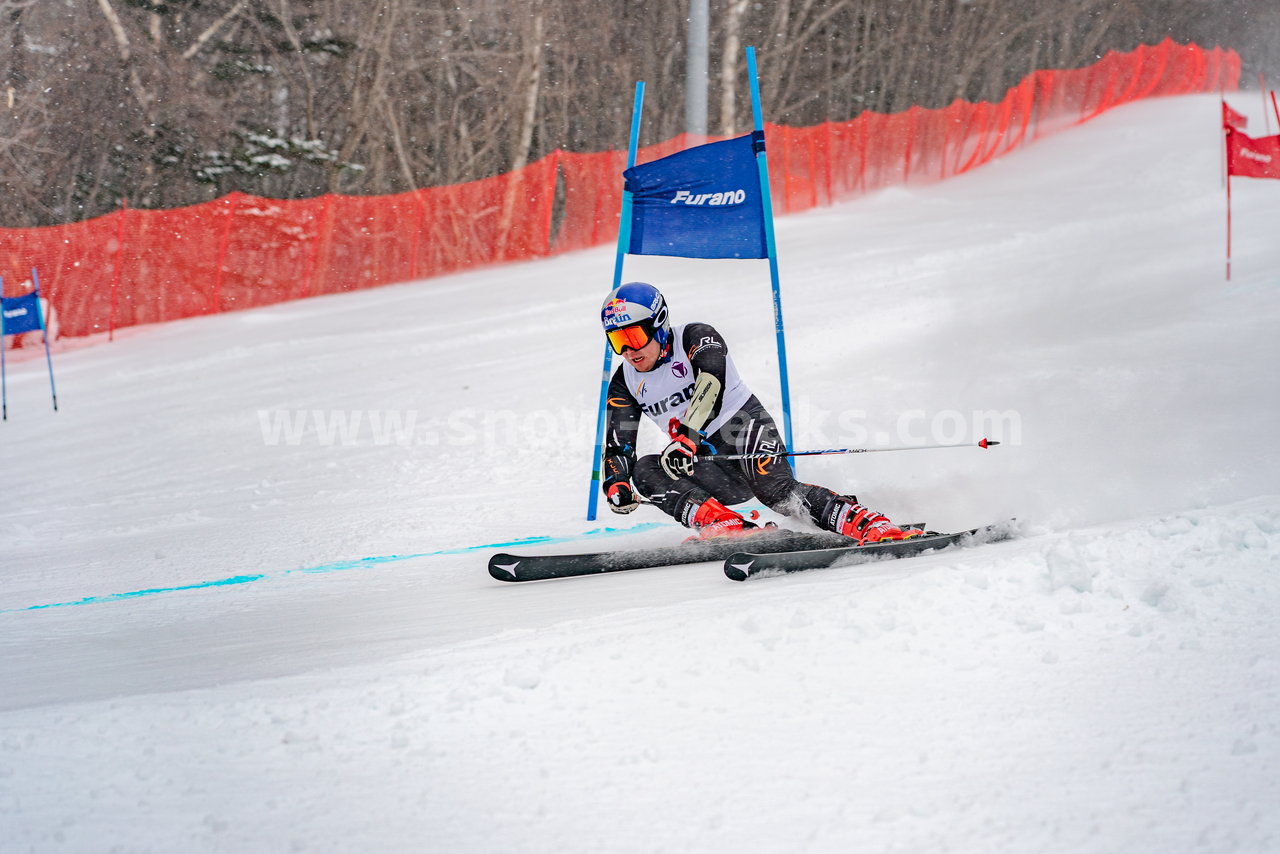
[489,528,856,582]
[723,522,1014,581]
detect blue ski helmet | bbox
[601,282,671,355]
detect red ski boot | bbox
[835,500,924,545]
[686,497,763,540]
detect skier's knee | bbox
[632,454,667,496]
[752,472,802,514]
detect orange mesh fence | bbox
[0,38,1239,343]
[751,39,1239,216]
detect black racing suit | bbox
[602,322,849,531]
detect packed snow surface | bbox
[2,95,1279,853]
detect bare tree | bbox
[0,0,1271,227]
[510,4,545,174]
[719,0,749,136]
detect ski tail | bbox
[724,521,1016,580]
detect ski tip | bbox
[488,554,522,582]
[723,555,753,581]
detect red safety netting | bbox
[749,38,1239,216]
[0,38,1239,344]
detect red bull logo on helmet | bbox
[603,297,633,328]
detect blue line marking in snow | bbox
[12,574,268,612]
[0,522,670,614]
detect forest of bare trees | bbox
[1,0,1277,227]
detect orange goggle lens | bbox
[606,323,654,355]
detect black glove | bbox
[660,424,701,480]
[602,453,639,513]
[605,481,640,514]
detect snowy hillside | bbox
[2,94,1279,853]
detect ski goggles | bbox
[606,319,657,355]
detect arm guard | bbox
[680,323,731,432]
[680,371,722,435]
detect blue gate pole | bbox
[746,47,796,469]
[586,81,645,521]
[31,268,58,412]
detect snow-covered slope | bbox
[2,94,1279,853]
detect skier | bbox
[600,281,923,543]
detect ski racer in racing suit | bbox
[600,281,922,543]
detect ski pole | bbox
[694,438,999,463]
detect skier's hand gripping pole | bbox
[601,453,640,514]
[605,482,640,514]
